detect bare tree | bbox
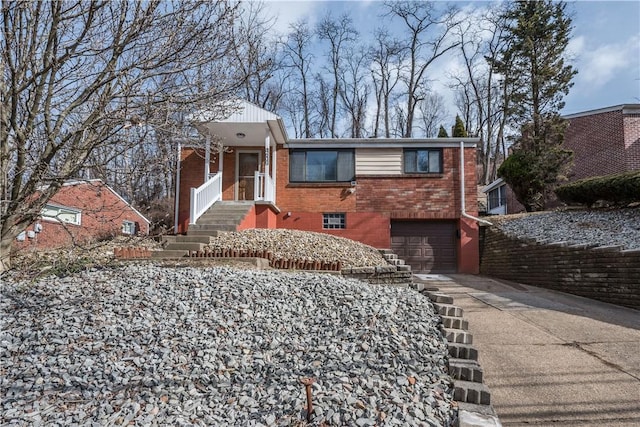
[418,92,448,137]
[339,45,370,138]
[283,19,315,138]
[369,29,405,138]
[0,0,243,270]
[450,3,512,184]
[385,1,460,137]
[316,12,358,138]
[231,1,286,111]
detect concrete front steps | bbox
[417,288,501,427]
[153,202,253,258]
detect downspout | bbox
[460,141,493,226]
[173,140,181,233]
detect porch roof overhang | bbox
[189,100,288,147]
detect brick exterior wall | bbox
[274,145,479,273]
[17,181,149,250]
[480,227,640,309]
[564,108,640,181]
[624,113,640,171]
[178,143,481,273]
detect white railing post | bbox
[189,172,223,224]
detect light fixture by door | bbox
[236,132,246,139]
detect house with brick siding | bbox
[483,104,640,214]
[16,179,149,249]
[176,100,485,274]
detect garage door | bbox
[391,221,457,273]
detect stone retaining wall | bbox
[480,227,640,309]
[341,266,412,285]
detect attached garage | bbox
[391,221,458,273]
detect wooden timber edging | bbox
[113,247,412,284]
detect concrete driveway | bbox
[415,274,640,426]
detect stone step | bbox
[383,253,398,260]
[196,218,243,225]
[387,258,405,266]
[440,316,469,330]
[457,403,499,427]
[150,250,189,258]
[449,358,483,383]
[378,249,394,255]
[448,343,478,361]
[443,328,473,344]
[433,303,463,317]
[186,229,227,237]
[188,224,237,232]
[165,242,206,251]
[397,264,412,272]
[453,381,491,405]
[423,291,454,304]
[163,235,212,244]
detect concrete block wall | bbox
[480,227,640,309]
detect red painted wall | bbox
[16,181,149,250]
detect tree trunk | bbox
[0,234,14,272]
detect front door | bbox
[236,152,260,200]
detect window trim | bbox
[322,213,346,229]
[403,148,443,174]
[290,149,355,183]
[488,185,507,210]
[122,220,137,235]
[41,204,82,226]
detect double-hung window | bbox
[404,148,442,174]
[290,149,355,182]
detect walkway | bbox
[415,274,640,426]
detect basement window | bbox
[323,213,346,229]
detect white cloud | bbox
[574,35,640,89]
[261,0,323,35]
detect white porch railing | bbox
[254,171,274,203]
[190,172,222,224]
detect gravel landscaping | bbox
[1,264,454,426]
[493,208,640,250]
[204,229,390,268]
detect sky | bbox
[262,0,640,117]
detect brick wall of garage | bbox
[480,226,640,309]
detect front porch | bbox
[175,100,286,233]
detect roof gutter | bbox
[460,140,492,226]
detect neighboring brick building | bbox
[16,179,149,249]
[483,104,640,214]
[563,104,640,180]
[176,101,484,274]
